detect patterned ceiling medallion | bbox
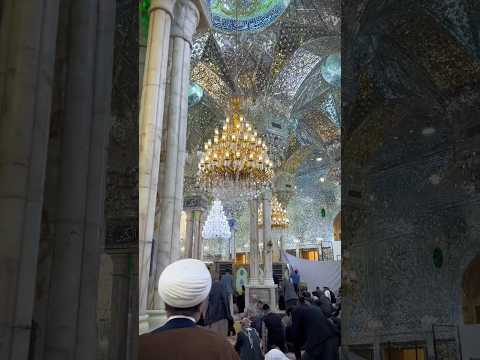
[209,0,290,33]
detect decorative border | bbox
[208,0,290,33]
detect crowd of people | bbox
[238,271,341,360]
[139,258,341,360]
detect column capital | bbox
[150,0,176,19]
[183,194,208,211]
[171,0,200,47]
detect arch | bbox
[462,254,480,324]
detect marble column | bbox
[0,1,60,359]
[138,0,175,332]
[248,199,260,286]
[43,0,115,359]
[150,0,200,316]
[184,195,208,259]
[230,227,237,261]
[193,211,207,260]
[109,255,130,360]
[279,232,285,259]
[184,210,195,258]
[263,190,274,286]
[271,229,282,262]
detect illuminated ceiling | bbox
[186,0,341,250]
[209,0,291,33]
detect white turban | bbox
[265,349,289,360]
[158,258,212,308]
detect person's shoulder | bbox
[197,326,232,344]
[158,326,233,348]
[199,328,239,358]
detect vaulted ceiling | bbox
[185,0,341,249]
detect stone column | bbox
[0,1,60,359]
[194,210,207,260]
[126,255,138,360]
[248,199,260,286]
[150,0,200,321]
[155,0,199,270]
[271,228,282,262]
[231,227,237,261]
[263,190,274,286]
[184,210,195,257]
[279,231,285,260]
[138,0,175,332]
[184,195,208,259]
[108,255,130,360]
[43,0,115,359]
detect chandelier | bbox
[258,195,289,229]
[202,200,231,240]
[198,96,273,199]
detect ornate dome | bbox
[209,0,290,33]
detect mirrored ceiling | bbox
[186,0,341,252]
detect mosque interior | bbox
[182,0,342,260]
[1,0,479,359]
[139,0,480,359]
[137,0,343,353]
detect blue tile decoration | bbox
[208,0,290,33]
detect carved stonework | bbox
[342,0,480,346]
[104,0,138,254]
[249,288,271,305]
[183,194,208,211]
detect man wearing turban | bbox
[139,258,239,359]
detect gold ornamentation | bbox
[258,195,289,229]
[198,96,274,199]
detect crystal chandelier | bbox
[258,195,289,229]
[198,96,274,199]
[202,200,231,240]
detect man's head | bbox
[240,317,251,329]
[158,258,212,321]
[262,303,271,313]
[316,286,320,291]
[294,269,298,274]
[256,300,264,309]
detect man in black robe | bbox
[205,280,233,336]
[313,291,333,318]
[261,304,286,353]
[291,297,339,360]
